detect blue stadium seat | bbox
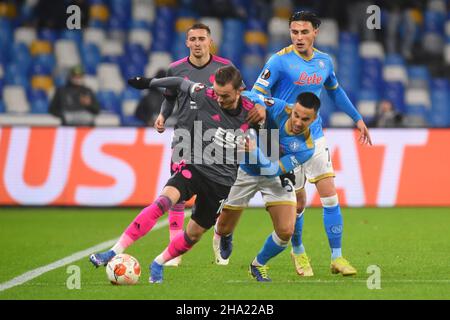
[97,90,120,113]
[385,53,405,66]
[122,87,141,101]
[31,59,53,76]
[33,54,56,73]
[38,28,59,43]
[80,43,101,75]
[424,10,445,34]
[429,78,450,127]
[121,63,144,81]
[383,81,405,113]
[125,43,147,65]
[0,98,5,113]
[407,65,430,88]
[360,58,383,91]
[129,20,152,31]
[59,29,83,49]
[9,43,32,72]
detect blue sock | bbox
[291,210,305,254]
[323,204,343,260]
[255,232,288,265]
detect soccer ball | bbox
[106,254,141,285]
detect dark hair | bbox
[296,92,321,112]
[186,23,211,36]
[289,11,321,29]
[214,65,243,90]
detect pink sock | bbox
[158,232,194,264]
[124,196,172,243]
[168,202,185,241]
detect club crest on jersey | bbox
[261,69,271,80]
[289,140,300,152]
[193,83,206,92]
[264,98,275,107]
[294,72,323,86]
[318,60,325,69]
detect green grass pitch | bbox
[0,207,449,300]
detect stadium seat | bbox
[0,114,61,126]
[405,88,431,109]
[30,40,52,56]
[3,85,30,113]
[97,90,120,114]
[83,75,99,93]
[89,3,110,23]
[100,39,124,57]
[80,43,101,75]
[55,40,81,70]
[175,17,196,33]
[145,52,172,78]
[129,29,152,50]
[132,0,155,23]
[383,81,406,113]
[60,29,82,43]
[359,41,384,59]
[97,63,125,94]
[268,17,288,38]
[199,17,222,46]
[329,112,354,127]
[94,111,121,126]
[444,44,450,65]
[384,53,405,66]
[30,60,52,76]
[383,65,408,86]
[316,19,339,48]
[121,100,145,126]
[0,99,5,113]
[407,65,430,89]
[14,27,37,46]
[83,28,106,47]
[38,28,59,44]
[31,75,54,93]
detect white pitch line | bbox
[0,216,178,293]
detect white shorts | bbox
[224,168,297,210]
[294,136,335,191]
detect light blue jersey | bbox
[251,45,362,140]
[240,93,315,177]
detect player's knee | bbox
[275,225,294,242]
[320,194,339,207]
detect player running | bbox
[89,66,265,283]
[154,23,234,266]
[214,92,321,282]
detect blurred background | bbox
[0,0,448,128]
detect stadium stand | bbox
[0,0,448,127]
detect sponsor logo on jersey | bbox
[294,72,323,86]
[190,100,198,109]
[261,69,271,79]
[264,98,275,107]
[290,155,300,167]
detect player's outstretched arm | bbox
[128,77,193,94]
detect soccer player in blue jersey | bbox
[251,11,372,276]
[214,92,320,281]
